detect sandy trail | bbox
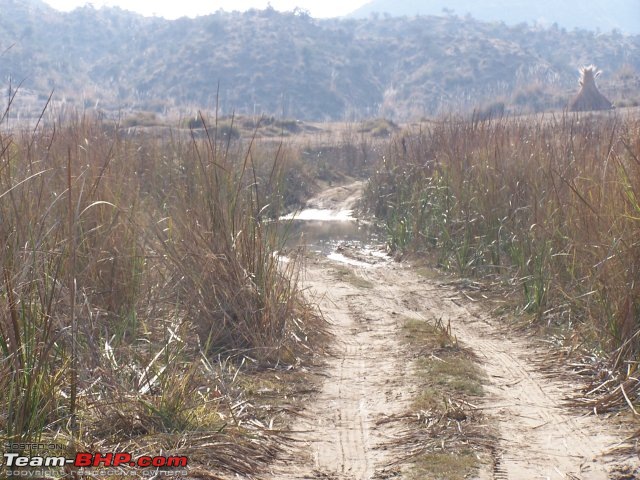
[385,269,636,479]
[268,181,637,479]
[304,181,365,212]
[267,261,414,479]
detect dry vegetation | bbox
[0,108,325,477]
[4,91,640,478]
[364,111,640,410]
[400,317,487,480]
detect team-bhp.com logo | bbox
[2,450,189,477]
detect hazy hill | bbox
[1,1,639,121]
[349,0,640,35]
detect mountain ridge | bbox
[1,2,639,120]
[348,0,640,35]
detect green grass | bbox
[403,317,484,409]
[404,317,456,349]
[417,356,484,397]
[410,451,479,480]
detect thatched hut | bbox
[569,65,613,112]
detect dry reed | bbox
[365,112,640,410]
[0,108,319,477]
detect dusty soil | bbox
[267,181,638,480]
[303,179,365,212]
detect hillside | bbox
[349,0,640,35]
[1,1,639,121]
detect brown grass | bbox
[0,109,321,477]
[330,265,374,289]
[398,316,487,479]
[365,112,640,411]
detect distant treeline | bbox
[1,1,639,119]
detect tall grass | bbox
[0,110,317,476]
[364,113,640,404]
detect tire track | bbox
[266,262,412,479]
[382,267,636,480]
[267,179,635,479]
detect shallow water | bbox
[280,208,384,259]
[280,208,355,222]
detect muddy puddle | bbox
[279,207,386,264]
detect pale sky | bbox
[42,0,369,19]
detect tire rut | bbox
[267,179,636,479]
[380,266,636,480]
[268,251,635,480]
[266,264,412,479]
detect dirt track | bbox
[268,182,638,479]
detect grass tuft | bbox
[400,316,487,479]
